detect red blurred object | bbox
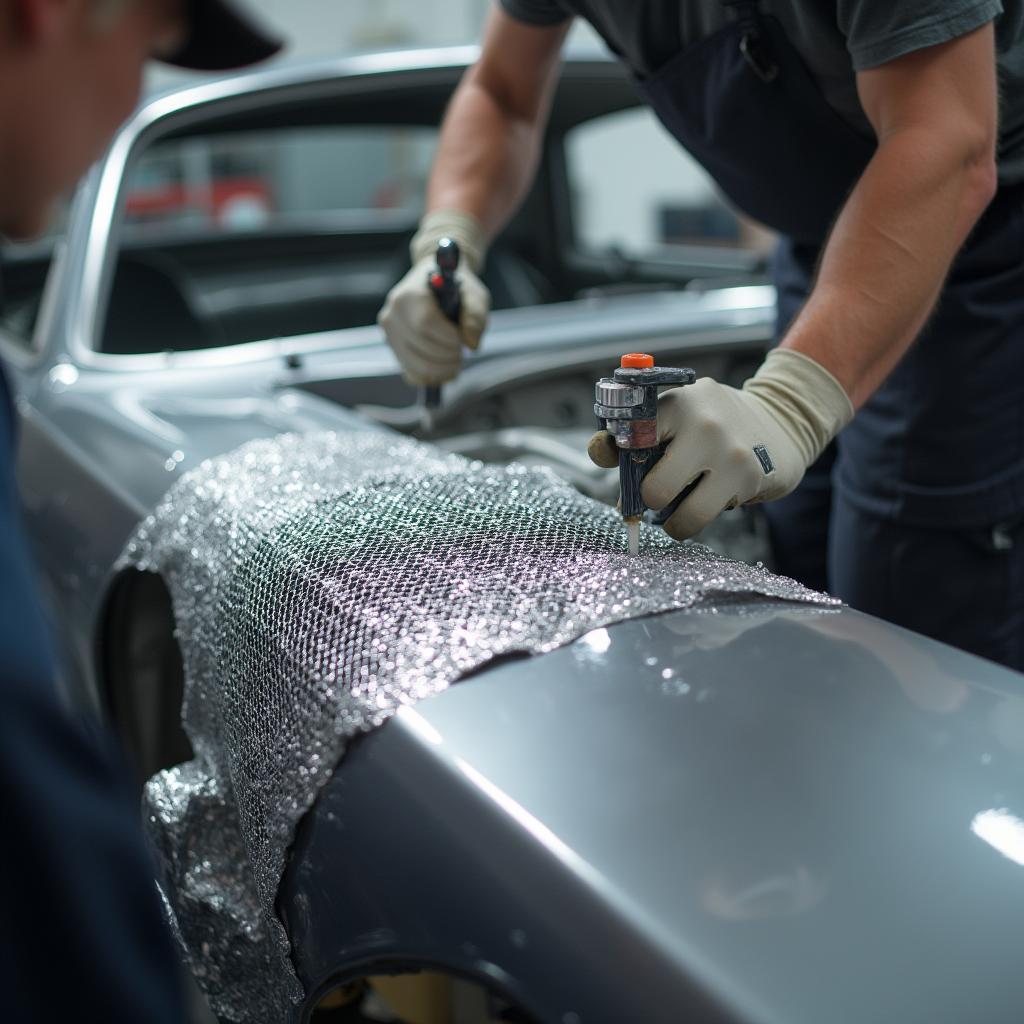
[125,176,272,225]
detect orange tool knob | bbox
[621,353,655,369]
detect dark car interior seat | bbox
[483,244,557,310]
[102,253,219,355]
[99,232,561,357]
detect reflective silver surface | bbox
[285,602,1024,1023]
[124,431,832,1021]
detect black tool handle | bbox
[428,237,462,326]
[420,238,463,415]
[617,442,702,524]
[422,384,442,410]
[618,448,648,521]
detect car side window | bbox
[565,107,775,258]
[121,125,435,237]
[99,123,438,355]
[0,201,70,351]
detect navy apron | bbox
[635,3,874,245]
[632,1,1024,665]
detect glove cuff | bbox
[743,347,855,467]
[411,209,487,274]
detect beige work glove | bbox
[377,209,491,386]
[588,348,854,541]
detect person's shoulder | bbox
[836,0,1002,71]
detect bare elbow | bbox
[964,141,998,221]
[972,155,999,212]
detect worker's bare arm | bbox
[781,24,998,409]
[427,7,571,239]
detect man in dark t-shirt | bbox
[0,2,280,1020]
[379,1,1024,669]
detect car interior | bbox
[0,66,770,368]
[86,68,766,357]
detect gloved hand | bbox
[588,348,854,540]
[377,208,491,386]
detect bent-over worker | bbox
[379,1,1024,671]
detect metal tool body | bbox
[595,354,696,551]
[420,237,462,429]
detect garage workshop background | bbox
[144,1,751,262]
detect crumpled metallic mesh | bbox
[120,430,838,1023]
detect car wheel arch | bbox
[99,567,193,786]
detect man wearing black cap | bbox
[0,1,280,1020]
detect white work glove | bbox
[377,209,491,386]
[588,348,854,541]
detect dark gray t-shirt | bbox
[500,0,1024,182]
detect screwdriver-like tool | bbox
[421,237,462,432]
[594,353,697,556]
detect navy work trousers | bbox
[766,459,1024,671]
[764,197,1024,673]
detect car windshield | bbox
[100,120,441,355]
[97,81,773,357]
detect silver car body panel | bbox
[284,603,1024,1023]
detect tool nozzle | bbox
[420,384,442,433]
[625,520,641,558]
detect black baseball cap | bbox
[161,0,284,71]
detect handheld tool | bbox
[421,237,462,431]
[594,353,697,556]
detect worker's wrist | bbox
[411,209,487,274]
[742,347,855,467]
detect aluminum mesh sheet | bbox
[122,430,838,1023]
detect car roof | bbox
[138,45,640,138]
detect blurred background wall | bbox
[245,0,494,52]
[145,2,760,263]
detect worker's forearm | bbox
[426,72,548,241]
[782,129,997,409]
